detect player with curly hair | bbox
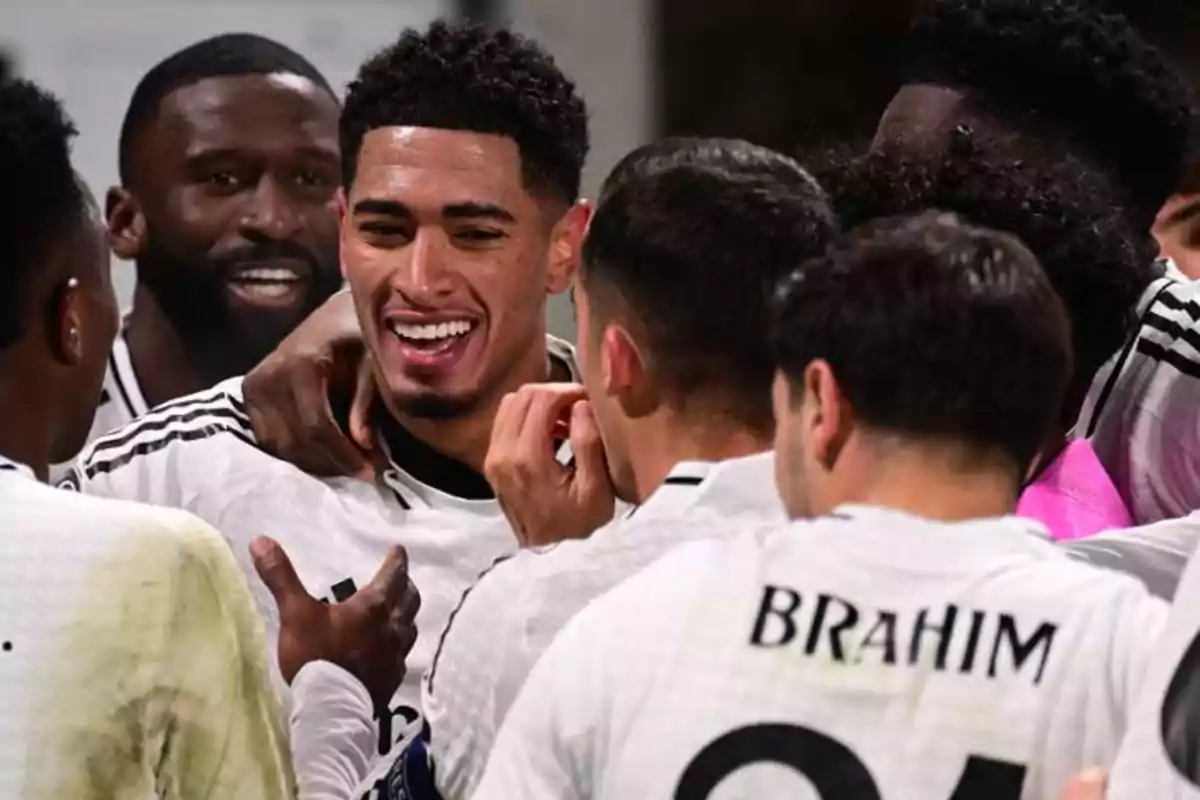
[63,21,591,798]
[856,0,1199,530]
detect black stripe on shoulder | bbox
[1156,288,1200,323]
[664,476,704,486]
[87,398,249,463]
[426,552,520,695]
[1143,309,1200,359]
[84,420,256,480]
[1136,339,1200,381]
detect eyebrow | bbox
[352,199,516,223]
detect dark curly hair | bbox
[814,129,1158,429]
[341,21,589,203]
[582,138,836,435]
[0,76,84,348]
[904,0,1193,230]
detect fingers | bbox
[1062,768,1107,800]
[349,358,379,454]
[250,537,310,613]
[287,358,372,478]
[568,400,609,487]
[364,544,411,608]
[518,384,588,464]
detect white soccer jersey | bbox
[62,335,578,800]
[1077,272,1200,524]
[475,506,1166,800]
[0,454,293,798]
[420,452,783,799]
[1106,530,1200,799]
[1063,512,1200,599]
[47,329,148,483]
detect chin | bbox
[388,386,482,422]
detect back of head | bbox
[771,211,1071,474]
[341,20,588,202]
[118,32,334,184]
[899,0,1193,230]
[0,77,83,348]
[581,137,837,435]
[816,134,1154,429]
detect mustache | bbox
[211,241,322,274]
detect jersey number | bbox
[675,723,1025,799]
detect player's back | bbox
[485,505,1165,800]
[0,460,292,798]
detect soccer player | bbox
[474,212,1167,800]
[0,70,334,800]
[64,21,590,787]
[867,0,1195,526]
[360,137,834,799]
[48,33,345,479]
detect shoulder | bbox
[65,377,255,487]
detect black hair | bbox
[0,76,84,347]
[118,33,335,184]
[771,211,1072,473]
[581,137,837,435]
[341,20,588,203]
[904,0,1193,230]
[814,131,1156,428]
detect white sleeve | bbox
[289,661,378,800]
[1062,513,1200,599]
[471,614,601,800]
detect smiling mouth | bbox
[227,266,306,301]
[387,319,478,352]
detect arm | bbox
[289,662,379,800]
[1062,513,1200,599]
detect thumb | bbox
[251,536,310,612]
[349,358,377,453]
[568,401,610,492]
[364,544,411,605]
[1061,768,1107,800]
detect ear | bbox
[48,277,85,367]
[803,359,853,471]
[546,200,591,295]
[105,187,146,262]
[598,322,643,398]
[336,188,350,280]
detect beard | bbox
[391,388,482,421]
[137,232,343,379]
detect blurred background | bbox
[3,0,1196,340]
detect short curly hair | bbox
[815,129,1158,429]
[341,21,589,203]
[904,0,1193,229]
[0,77,84,348]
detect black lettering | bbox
[805,594,859,662]
[376,703,421,756]
[988,614,1057,685]
[958,610,987,675]
[331,578,358,603]
[910,605,958,670]
[856,611,898,665]
[1161,628,1200,784]
[750,585,802,647]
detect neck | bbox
[0,357,57,482]
[836,438,1020,523]
[389,330,557,474]
[125,284,211,408]
[625,412,771,503]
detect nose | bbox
[394,229,455,303]
[238,176,303,242]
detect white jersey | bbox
[419,453,783,799]
[1063,513,1200,599]
[475,506,1166,800]
[62,335,578,800]
[1077,273,1200,524]
[1107,527,1200,799]
[48,330,148,483]
[0,455,293,798]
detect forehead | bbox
[873,83,969,152]
[350,127,529,209]
[143,73,339,160]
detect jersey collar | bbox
[830,503,1053,543]
[0,454,36,481]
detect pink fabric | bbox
[1016,439,1133,541]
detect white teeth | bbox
[235,268,300,282]
[391,319,474,341]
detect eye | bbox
[358,221,412,240]
[455,229,505,243]
[295,169,332,189]
[205,171,241,190]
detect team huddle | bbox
[3,0,1200,798]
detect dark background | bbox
[657,0,1200,161]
